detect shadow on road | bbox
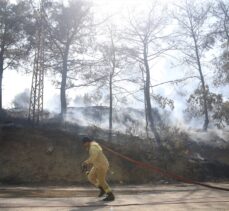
[70,200,111,211]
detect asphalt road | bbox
[0,183,228,210]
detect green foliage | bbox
[0,0,32,69]
[45,0,93,83]
[185,85,229,127]
[213,48,229,86]
[152,94,174,110]
[212,101,229,128]
[211,0,229,86]
[83,91,104,106]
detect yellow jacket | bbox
[85,141,109,168]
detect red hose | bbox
[101,144,229,192]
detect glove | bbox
[81,162,89,174]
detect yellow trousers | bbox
[87,166,111,193]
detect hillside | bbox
[0,116,229,185]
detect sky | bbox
[4,0,176,109]
[3,0,229,128]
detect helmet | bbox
[81,136,92,144]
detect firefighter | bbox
[81,136,115,201]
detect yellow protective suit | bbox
[84,141,111,193]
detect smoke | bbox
[65,105,146,136]
[188,127,229,149]
[12,89,30,109]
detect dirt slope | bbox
[0,123,229,185]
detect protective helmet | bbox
[81,136,92,144]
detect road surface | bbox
[0,183,228,210]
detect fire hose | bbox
[100,143,229,192]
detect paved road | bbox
[0,183,228,210]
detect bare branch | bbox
[149,76,200,88]
[66,75,107,89]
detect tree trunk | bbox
[109,73,113,141]
[0,65,3,111]
[60,45,69,121]
[143,44,161,145]
[0,42,4,111]
[144,85,149,138]
[141,66,149,138]
[199,69,209,131]
[193,35,209,131]
[0,56,4,111]
[109,31,115,141]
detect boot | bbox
[103,192,115,201]
[98,186,105,197]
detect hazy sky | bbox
[4,0,175,110]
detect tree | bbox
[212,0,229,86]
[212,101,229,128]
[173,0,212,131]
[185,85,229,128]
[45,0,93,121]
[0,0,31,111]
[95,25,131,140]
[122,2,171,145]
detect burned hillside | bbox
[0,113,229,185]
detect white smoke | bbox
[188,127,229,149]
[65,106,146,136]
[12,89,30,109]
